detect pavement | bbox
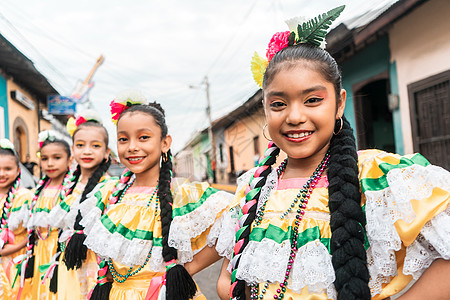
[193,259,223,299]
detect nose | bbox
[285,102,306,125]
[128,139,139,152]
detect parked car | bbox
[20,162,36,189]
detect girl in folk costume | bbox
[25,130,71,300]
[82,90,233,300]
[45,110,113,300]
[0,139,33,299]
[217,6,450,300]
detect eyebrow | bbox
[117,128,154,135]
[266,85,328,98]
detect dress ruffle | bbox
[84,181,232,269]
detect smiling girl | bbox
[0,139,33,299]
[82,90,232,300]
[45,111,113,300]
[25,130,71,300]
[217,6,450,300]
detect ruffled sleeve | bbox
[215,169,253,260]
[80,178,118,234]
[168,179,234,264]
[359,149,450,298]
[8,188,32,231]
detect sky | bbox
[0,0,397,153]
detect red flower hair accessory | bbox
[110,89,147,125]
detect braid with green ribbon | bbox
[230,141,280,299]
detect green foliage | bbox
[296,5,345,47]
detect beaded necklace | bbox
[107,181,159,283]
[250,152,330,299]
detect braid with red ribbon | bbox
[230,141,280,299]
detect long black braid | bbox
[63,156,111,270]
[328,117,370,299]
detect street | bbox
[194,259,223,299]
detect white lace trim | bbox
[27,211,53,229]
[168,190,231,254]
[216,208,239,260]
[8,205,29,231]
[235,239,336,298]
[365,163,450,295]
[47,204,69,228]
[403,205,450,279]
[84,218,154,267]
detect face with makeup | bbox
[0,154,20,194]
[72,126,110,174]
[40,143,70,182]
[264,62,346,166]
[117,111,171,179]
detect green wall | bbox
[340,35,404,154]
[0,74,8,138]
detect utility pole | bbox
[204,76,216,183]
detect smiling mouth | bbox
[46,169,57,173]
[81,158,94,162]
[127,157,145,164]
[285,131,313,139]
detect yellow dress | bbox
[218,149,450,299]
[83,179,233,300]
[29,185,62,300]
[0,188,33,300]
[47,177,113,300]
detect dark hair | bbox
[232,44,370,299]
[73,121,109,145]
[0,148,19,166]
[116,102,196,300]
[41,139,71,157]
[118,101,168,137]
[263,43,342,99]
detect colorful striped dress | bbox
[83,178,233,300]
[217,149,450,299]
[0,188,33,300]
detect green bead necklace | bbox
[107,181,159,283]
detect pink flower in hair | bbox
[110,101,129,124]
[266,31,290,62]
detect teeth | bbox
[287,132,312,138]
[128,157,143,161]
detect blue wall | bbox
[340,35,404,154]
[0,74,8,138]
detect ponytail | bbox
[230,141,280,300]
[328,117,370,299]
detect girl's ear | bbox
[337,89,347,118]
[105,148,111,160]
[161,135,172,154]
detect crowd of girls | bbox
[0,5,449,300]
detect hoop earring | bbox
[262,124,271,141]
[162,152,168,163]
[333,117,343,135]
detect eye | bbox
[93,144,102,148]
[118,137,128,143]
[305,97,323,104]
[75,143,84,148]
[269,101,286,109]
[139,135,150,141]
[54,156,61,160]
[41,157,48,161]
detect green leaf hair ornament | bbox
[251,5,345,88]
